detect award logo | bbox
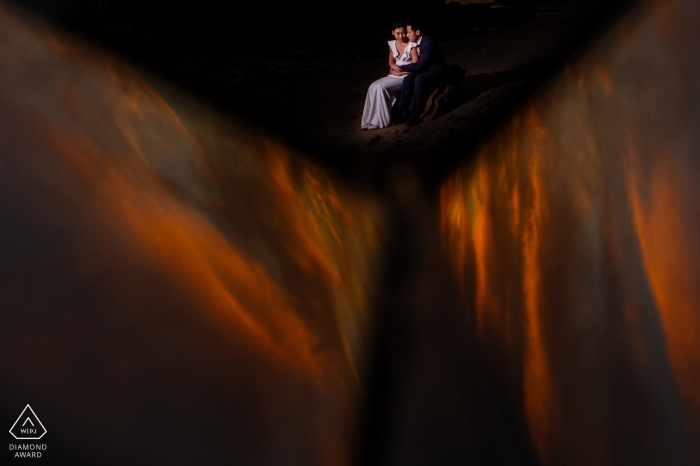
[9,405,46,440]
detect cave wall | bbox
[0,4,385,464]
[441,0,700,463]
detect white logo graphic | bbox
[9,405,47,440]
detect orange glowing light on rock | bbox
[519,110,556,463]
[627,144,700,426]
[440,0,700,462]
[0,4,384,464]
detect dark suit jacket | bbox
[400,35,447,74]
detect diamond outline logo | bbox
[9,405,47,440]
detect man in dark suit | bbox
[392,21,447,126]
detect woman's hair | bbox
[391,20,406,31]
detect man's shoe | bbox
[395,110,409,125]
[406,113,421,127]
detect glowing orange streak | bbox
[267,149,342,282]
[520,110,555,463]
[472,154,492,339]
[440,178,460,281]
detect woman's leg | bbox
[361,77,403,129]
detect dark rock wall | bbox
[0,5,384,464]
[441,0,700,463]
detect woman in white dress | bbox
[361,21,419,130]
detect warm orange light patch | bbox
[29,114,329,381]
[594,66,614,96]
[627,146,700,425]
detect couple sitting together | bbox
[361,20,447,130]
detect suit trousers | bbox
[397,68,445,115]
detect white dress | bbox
[361,40,419,130]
